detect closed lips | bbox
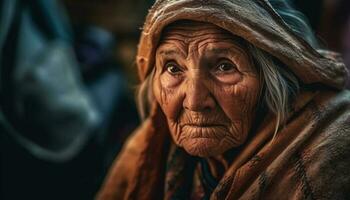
[181,124,227,139]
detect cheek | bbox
[214,76,260,130]
[153,74,184,120]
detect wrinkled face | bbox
[153,21,260,157]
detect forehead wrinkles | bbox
[161,22,234,44]
[159,23,238,58]
[160,35,236,58]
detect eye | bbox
[216,61,237,73]
[165,62,182,75]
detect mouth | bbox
[180,124,227,139]
[182,123,224,128]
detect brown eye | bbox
[165,62,182,75]
[217,62,236,73]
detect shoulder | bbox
[301,90,350,199]
[96,119,152,200]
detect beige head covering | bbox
[136,0,348,89]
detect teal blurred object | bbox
[0,0,141,198]
[0,0,100,161]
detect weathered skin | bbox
[153,21,260,157]
[96,1,349,199]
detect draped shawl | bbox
[97,0,350,199]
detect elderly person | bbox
[97,0,350,199]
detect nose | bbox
[183,73,215,111]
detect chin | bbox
[181,138,231,157]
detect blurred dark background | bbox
[0,0,349,200]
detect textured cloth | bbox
[97,90,350,200]
[0,0,100,162]
[135,0,347,88]
[97,0,350,199]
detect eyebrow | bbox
[207,48,231,55]
[204,45,247,57]
[157,49,183,57]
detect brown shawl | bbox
[97,0,350,199]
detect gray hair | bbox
[137,68,155,120]
[248,45,299,135]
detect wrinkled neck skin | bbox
[153,21,261,161]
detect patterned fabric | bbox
[97,90,350,200]
[164,144,197,200]
[164,146,228,200]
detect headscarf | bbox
[136,0,347,88]
[97,1,350,199]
